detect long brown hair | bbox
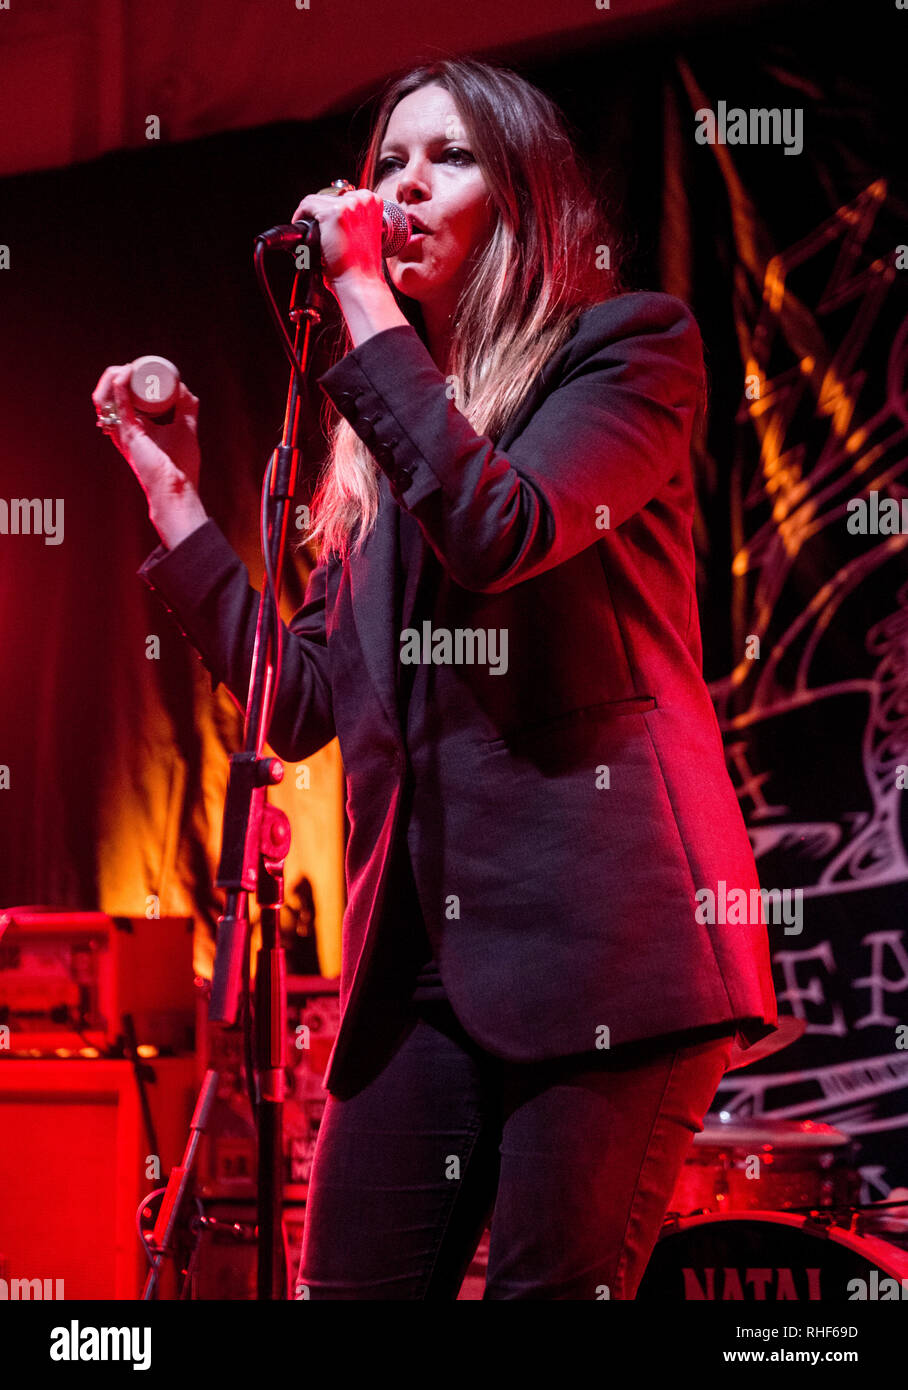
[302,56,625,562]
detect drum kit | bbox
[637,1017,908,1301]
[455,1016,908,1300]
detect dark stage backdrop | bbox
[1,6,905,1191]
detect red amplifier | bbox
[0,908,195,1054]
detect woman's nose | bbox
[395,167,430,203]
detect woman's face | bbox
[374,83,495,313]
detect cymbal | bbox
[725,1014,807,1071]
[694,1114,849,1147]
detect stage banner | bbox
[662,37,908,1197]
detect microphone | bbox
[257,200,410,257]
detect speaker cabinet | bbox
[0,1058,197,1298]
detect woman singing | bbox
[92,57,777,1299]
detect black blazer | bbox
[139,290,778,1097]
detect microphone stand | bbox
[202,219,330,1299]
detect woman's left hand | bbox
[291,188,386,288]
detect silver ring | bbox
[315,179,356,198]
[95,405,120,433]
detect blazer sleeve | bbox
[136,517,335,761]
[316,290,704,593]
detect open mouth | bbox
[407,216,432,236]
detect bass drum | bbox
[636,1211,908,1301]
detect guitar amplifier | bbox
[0,908,195,1054]
[0,1056,198,1298]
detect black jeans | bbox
[295,997,734,1299]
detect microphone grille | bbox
[381,201,410,257]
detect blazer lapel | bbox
[348,471,407,746]
[345,330,574,742]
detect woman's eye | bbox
[375,148,473,178]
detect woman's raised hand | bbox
[92,363,208,548]
[92,364,200,490]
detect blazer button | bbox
[373,442,395,467]
[358,414,378,437]
[334,390,359,418]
